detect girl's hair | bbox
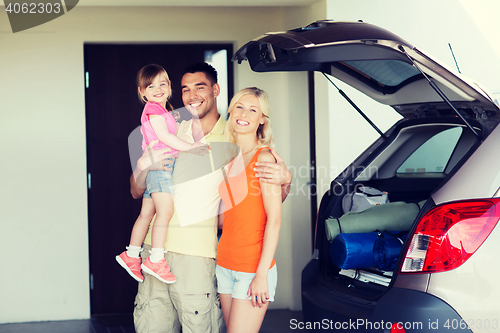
[136,64,174,111]
[224,87,274,149]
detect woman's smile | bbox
[236,119,250,126]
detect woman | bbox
[217,87,282,333]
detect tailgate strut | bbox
[401,47,482,141]
[322,72,387,139]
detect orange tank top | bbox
[217,147,276,273]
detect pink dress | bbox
[140,102,179,158]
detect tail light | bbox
[401,199,500,273]
[391,323,406,332]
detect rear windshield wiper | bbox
[322,72,387,139]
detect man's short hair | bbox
[181,62,218,85]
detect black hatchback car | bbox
[234,20,500,332]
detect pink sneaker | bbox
[116,251,144,283]
[141,257,176,284]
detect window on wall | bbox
[397,127,463,174]
[205,49,229,120]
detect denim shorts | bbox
[143,158,175,198]
[216,264,277,301]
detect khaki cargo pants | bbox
[134,246,225,333]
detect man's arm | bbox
[130,140,174,199]
[253,148,292,202]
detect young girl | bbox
[116,64,207,284]
[217,87,282,333]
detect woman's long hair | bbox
[224,87,274,150]
[136,64,174,111]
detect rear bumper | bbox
[301,259,471,332]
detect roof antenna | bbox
[448,43,461,74]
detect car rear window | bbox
[397,127,463,174]
[342,60,420,86]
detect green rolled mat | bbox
[325,201,425,242]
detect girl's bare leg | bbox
[150,192,174,249]
[129,198,156,247]
[226,298,269,333]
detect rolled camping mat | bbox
[373,236,404,271]
[330,232,379,269]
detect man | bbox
[130,62,291,332]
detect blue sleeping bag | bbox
[330,232,379,269]
[330,232,406,270]
[373,234,406,271]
